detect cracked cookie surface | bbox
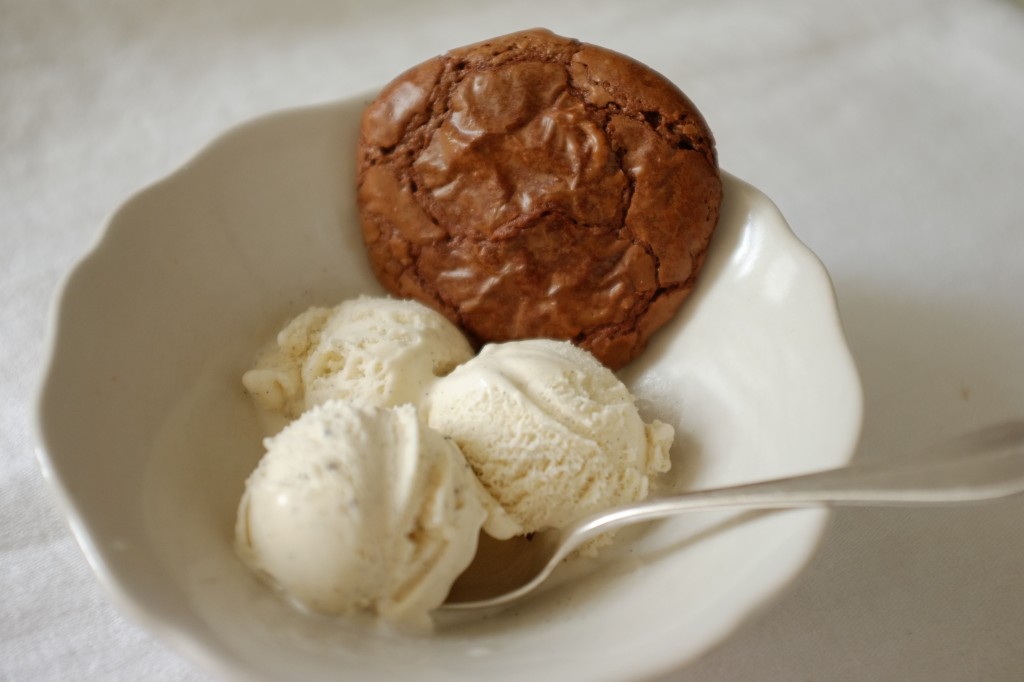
[357,28,722,369]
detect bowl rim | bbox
[33,98,864,681]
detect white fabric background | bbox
[3,0,1023,680]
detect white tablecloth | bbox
[4,1,1023,680]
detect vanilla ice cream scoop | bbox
[425,339,673,540]
[242,296,473,418]
[235,400,509,628]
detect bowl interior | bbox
[36,97,862,682]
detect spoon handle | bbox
[576,420,1024,537]
[445,421,1024,609]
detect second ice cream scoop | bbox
[426,339,673,542]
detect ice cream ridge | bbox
[235,27,723,627]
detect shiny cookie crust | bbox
[357,28,722,369]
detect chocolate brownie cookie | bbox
[357,29,721,369]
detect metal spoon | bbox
[444,420,1024,609]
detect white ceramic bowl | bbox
[36,95,862,682]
